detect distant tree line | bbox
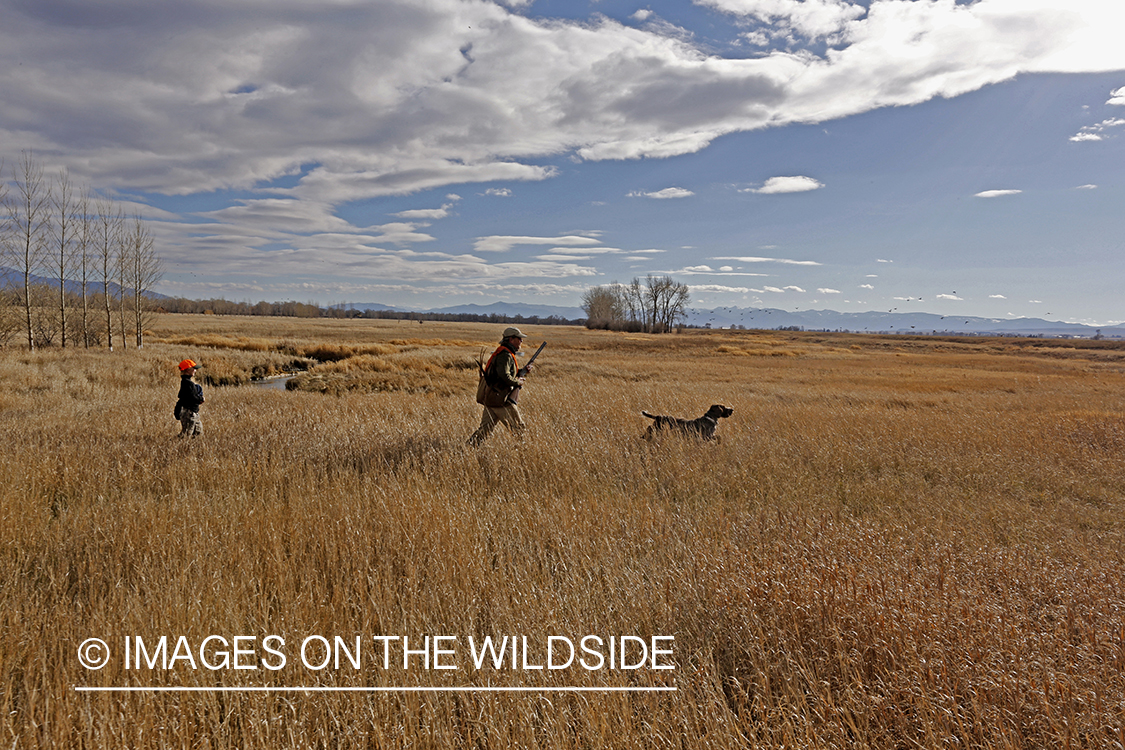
[355,309,581,326]
[156,296,584,326]
[0,151,162,350]
[158,297,326,318]
[582,275,690,332]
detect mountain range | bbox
[5,267,1115,338]
[682,306,1124,338]
[347,300,1123,338]
[0,266,168,300]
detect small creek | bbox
[250,374,296,391]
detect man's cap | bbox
[178,359,198,371]
[502,327,526,340]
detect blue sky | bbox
[2,0,1123,324]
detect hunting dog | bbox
[641,404,733,442]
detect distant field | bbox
[2,314,1124,748]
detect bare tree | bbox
[122,215,163,348]
[95,196,122,351]
[624,278,645,327]
[49,170,76,348]
[76,187,93,347]
[655,276,690,331]
[116,230,128,350]
[5,152,51,351]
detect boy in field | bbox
[175,359,205,438]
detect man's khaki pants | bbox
[468,403,525,446]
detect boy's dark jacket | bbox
[177,375,204,414]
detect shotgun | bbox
[517,341,546,378]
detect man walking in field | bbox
[468,327,533,446]
[175,359,206,438]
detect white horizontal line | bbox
[75,686,676,693]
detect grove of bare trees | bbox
[0,152,163,350]
[581,275,690,333]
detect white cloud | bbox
[700,0,867,41]
[393,201,457,220]
[713,255,821,265]
[629,187,695,199]
[784,285,805,292]
[860,283,874,289]
[1075,184,1098,189]
[473,235,604,253]
[677,266,769,276]
[817,287,841,294]
[1108,86,1125,106]
[537,254,593,261]
[936,293,962,300]
[975,189,1022,198]
[990,294,1007,299]
[690,284,751,293]
[1070,117,1125,141]
[631,9,654,22]
[876,259,893,263]
[746,176,824,194]
[6,0,1124,205]
[483,188,513,197]
[541,246,624,256]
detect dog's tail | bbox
[641,410,658,421]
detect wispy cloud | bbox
[628,187,695,199]
[713,256,821,266]
[975,189,1022,198]
[473,235,603,253]
[817,287,841,294]
[1110,86,1125,106]
[690,284,750,293]
[392,200,459,220]
[744,176,824,194]
[936,294,962,300]
[1075,184,1098,190]
[1070,117,1125,142]
[677,266,769,276]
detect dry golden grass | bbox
[2,314,1124,748]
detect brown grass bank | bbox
[1,315,1124,748]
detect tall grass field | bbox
[2,314,1124,748]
